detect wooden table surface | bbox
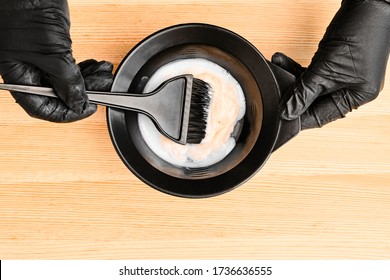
[1,0,389,259]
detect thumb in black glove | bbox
[273,0,390,130]
[0,0,111,122]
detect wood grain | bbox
[1,0,389,259]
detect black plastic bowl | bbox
[107,23,298,198]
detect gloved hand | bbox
[272,0,390,130]
[0,0,111,122]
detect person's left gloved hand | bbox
[3,59,114,122]
[0,0,113,122]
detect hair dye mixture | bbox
[138,58,246,168]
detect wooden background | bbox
[1,0,389,259]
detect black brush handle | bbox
[0,76,190,143]
[0,83,159,113]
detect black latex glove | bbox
[273,0,390,130]
[0,0,110,122]
[78,59,113,93]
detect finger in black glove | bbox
[78,59,114,92]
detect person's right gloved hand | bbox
[273,0,390,130]
[0,0,107,122]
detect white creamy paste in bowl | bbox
[138,58,246,168]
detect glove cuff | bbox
[0,0,68,11]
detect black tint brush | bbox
[0,74,211,144]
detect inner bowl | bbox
[131,44,261,177]
[107,23,281,198]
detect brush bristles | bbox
[187,78,211,144]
